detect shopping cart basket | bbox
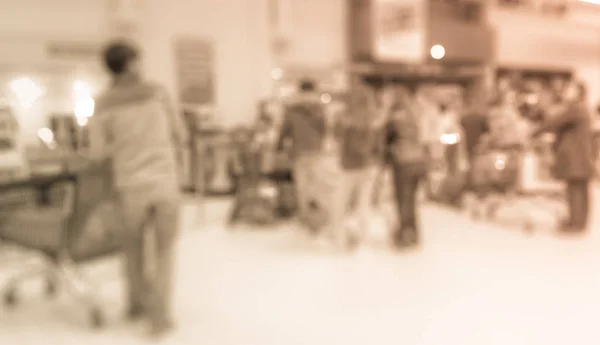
[466,139,565,231]
[0,161,120,328]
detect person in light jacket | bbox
[333,82,384,248]
[87,41,187,337]
[278,80,327,230]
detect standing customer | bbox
[334,83,384,248]
[278,80,326,230]
[87,41,187,337]
[532,80,594,233]
[384,85,428,248]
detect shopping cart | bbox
[466,138,565,231]
[0,160,120,328]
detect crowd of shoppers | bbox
[276,73,597,251]
[279,79,429,250]
[82,38,597,338]
[462,77,595,233]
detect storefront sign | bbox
[371,0,425,63]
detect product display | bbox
[0,104,27,181]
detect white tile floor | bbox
[2,194,600,345]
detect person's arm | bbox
[277,106,293,151]
[157,87,189,146]
[370,123,386,160]
[532,104,577,137]
[87,113,105,159]
[481,115,490,134]
[83,113,111,170]
[384,116,398,146]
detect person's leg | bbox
[568,179,590,231]
[564,181,578,230]
[390,163,405,244]
[401,174,421,233]
[334,169,361,247]
[354,166,378,241]
[148,192,181,335]
[118,192,150,319]
[314,155,351,249]
[293,157,310,222]
[580,180,591,230]
[228,178,249,225]
[391,164,420,247]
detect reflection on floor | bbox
[2,196,600,345]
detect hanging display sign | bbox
[174,38,215,106]
[371,0,426,63]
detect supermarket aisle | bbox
[2,195,600,345]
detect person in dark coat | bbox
[532,80,594,232]
[460,100,489,166]
[384,85,428,248]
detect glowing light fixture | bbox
[74,97,95,126]
[37,127,57,149]
[10,77,43,108]
[320,93,332,104]
[430,44,446,60]
[494,155,507,171]
[440,133,460,145]
[37,128,54,143]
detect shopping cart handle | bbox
[0,173,77,192]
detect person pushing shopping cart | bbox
[84,41,188,337]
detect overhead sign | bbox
[174,38,215,105]
[371,0,425,63]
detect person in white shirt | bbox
[86,41,187,337]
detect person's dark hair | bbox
[298,79,316,93]
[103,41,139,75]
[439,103,448,113]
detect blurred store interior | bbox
[2,0,600,344]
